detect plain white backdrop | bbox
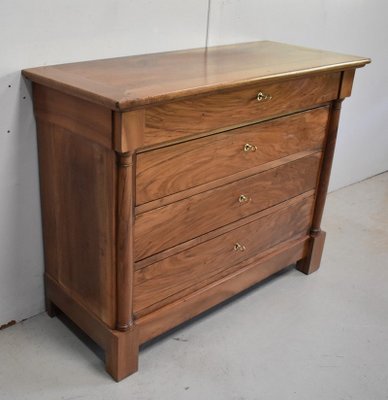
[0,0,387,325]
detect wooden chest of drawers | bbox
[23,41,370,381]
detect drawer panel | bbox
[133,194,314,313]
[144,72,339,147]
[135,153,321,260]
[137,107,329,205]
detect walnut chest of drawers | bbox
[23,41,370,381]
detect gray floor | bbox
[1,172,387,400]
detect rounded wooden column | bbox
[311,99,344,236]
[116,152,135,331]
[297,99,344,274]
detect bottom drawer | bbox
[133,194,315,314]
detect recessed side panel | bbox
[36,119,117,328]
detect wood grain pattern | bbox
[137,236,309,343]
[113,110,145,152]
[144,73,339,146]
[339,69,356,98]
[134,153,322,260]
[311,100,343,236]
[297,99,344,274]
[136,107,329,205]
[23,41,370,110]
[297,230,326,275]
[26,41,369,381]
[134,195,314,313]
[135,190,315,270]
[45,275,139,381]
[135,149,320,214]
[45,274,113,352]
[37,121,116,328]
[135,236,309,318]
[33,85,112,148]
[116,153,135,331]
[106,326,139,381]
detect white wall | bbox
[0,0,386,325]
[207,0,388,190]
[0,0,209,326]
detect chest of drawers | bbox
[23,41,370,381]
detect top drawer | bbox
[143,72,340,147]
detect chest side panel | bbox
[35,85,117,328]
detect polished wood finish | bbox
[137,236,309,343]
[23,41,369,110]
[310,100,343,235]
[136,150,318,213]
[297,99,344,274]
[23,41,369,381]
[135,190,315,270]
[297,230,327,275]
[116,152,135,331]
[135,237,309,319]
[135,153,321,260]
[113,110,145,152]
[144,73,339,146]
[134,194,314,313]
[137,107,329,204]
[36,119,116,328]
[45,275,138,381]
[34,85,112,148]
[106,326,139,382]
[339,69,356,98]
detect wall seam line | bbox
[205,0,212,48]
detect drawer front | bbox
[135,153,321,260]
[133,194,314,313]
[136,107,329,205]
[144,72,340,147]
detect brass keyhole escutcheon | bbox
[238,194,249,203]
[234,242,246,252]
[257,91,272,102]
[243,143,257,152]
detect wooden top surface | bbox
[23,41,370,111]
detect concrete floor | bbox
[1,172,387,400]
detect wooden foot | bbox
[296,230,326,275]
[105,326,139,382]
[45,298,57,318]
